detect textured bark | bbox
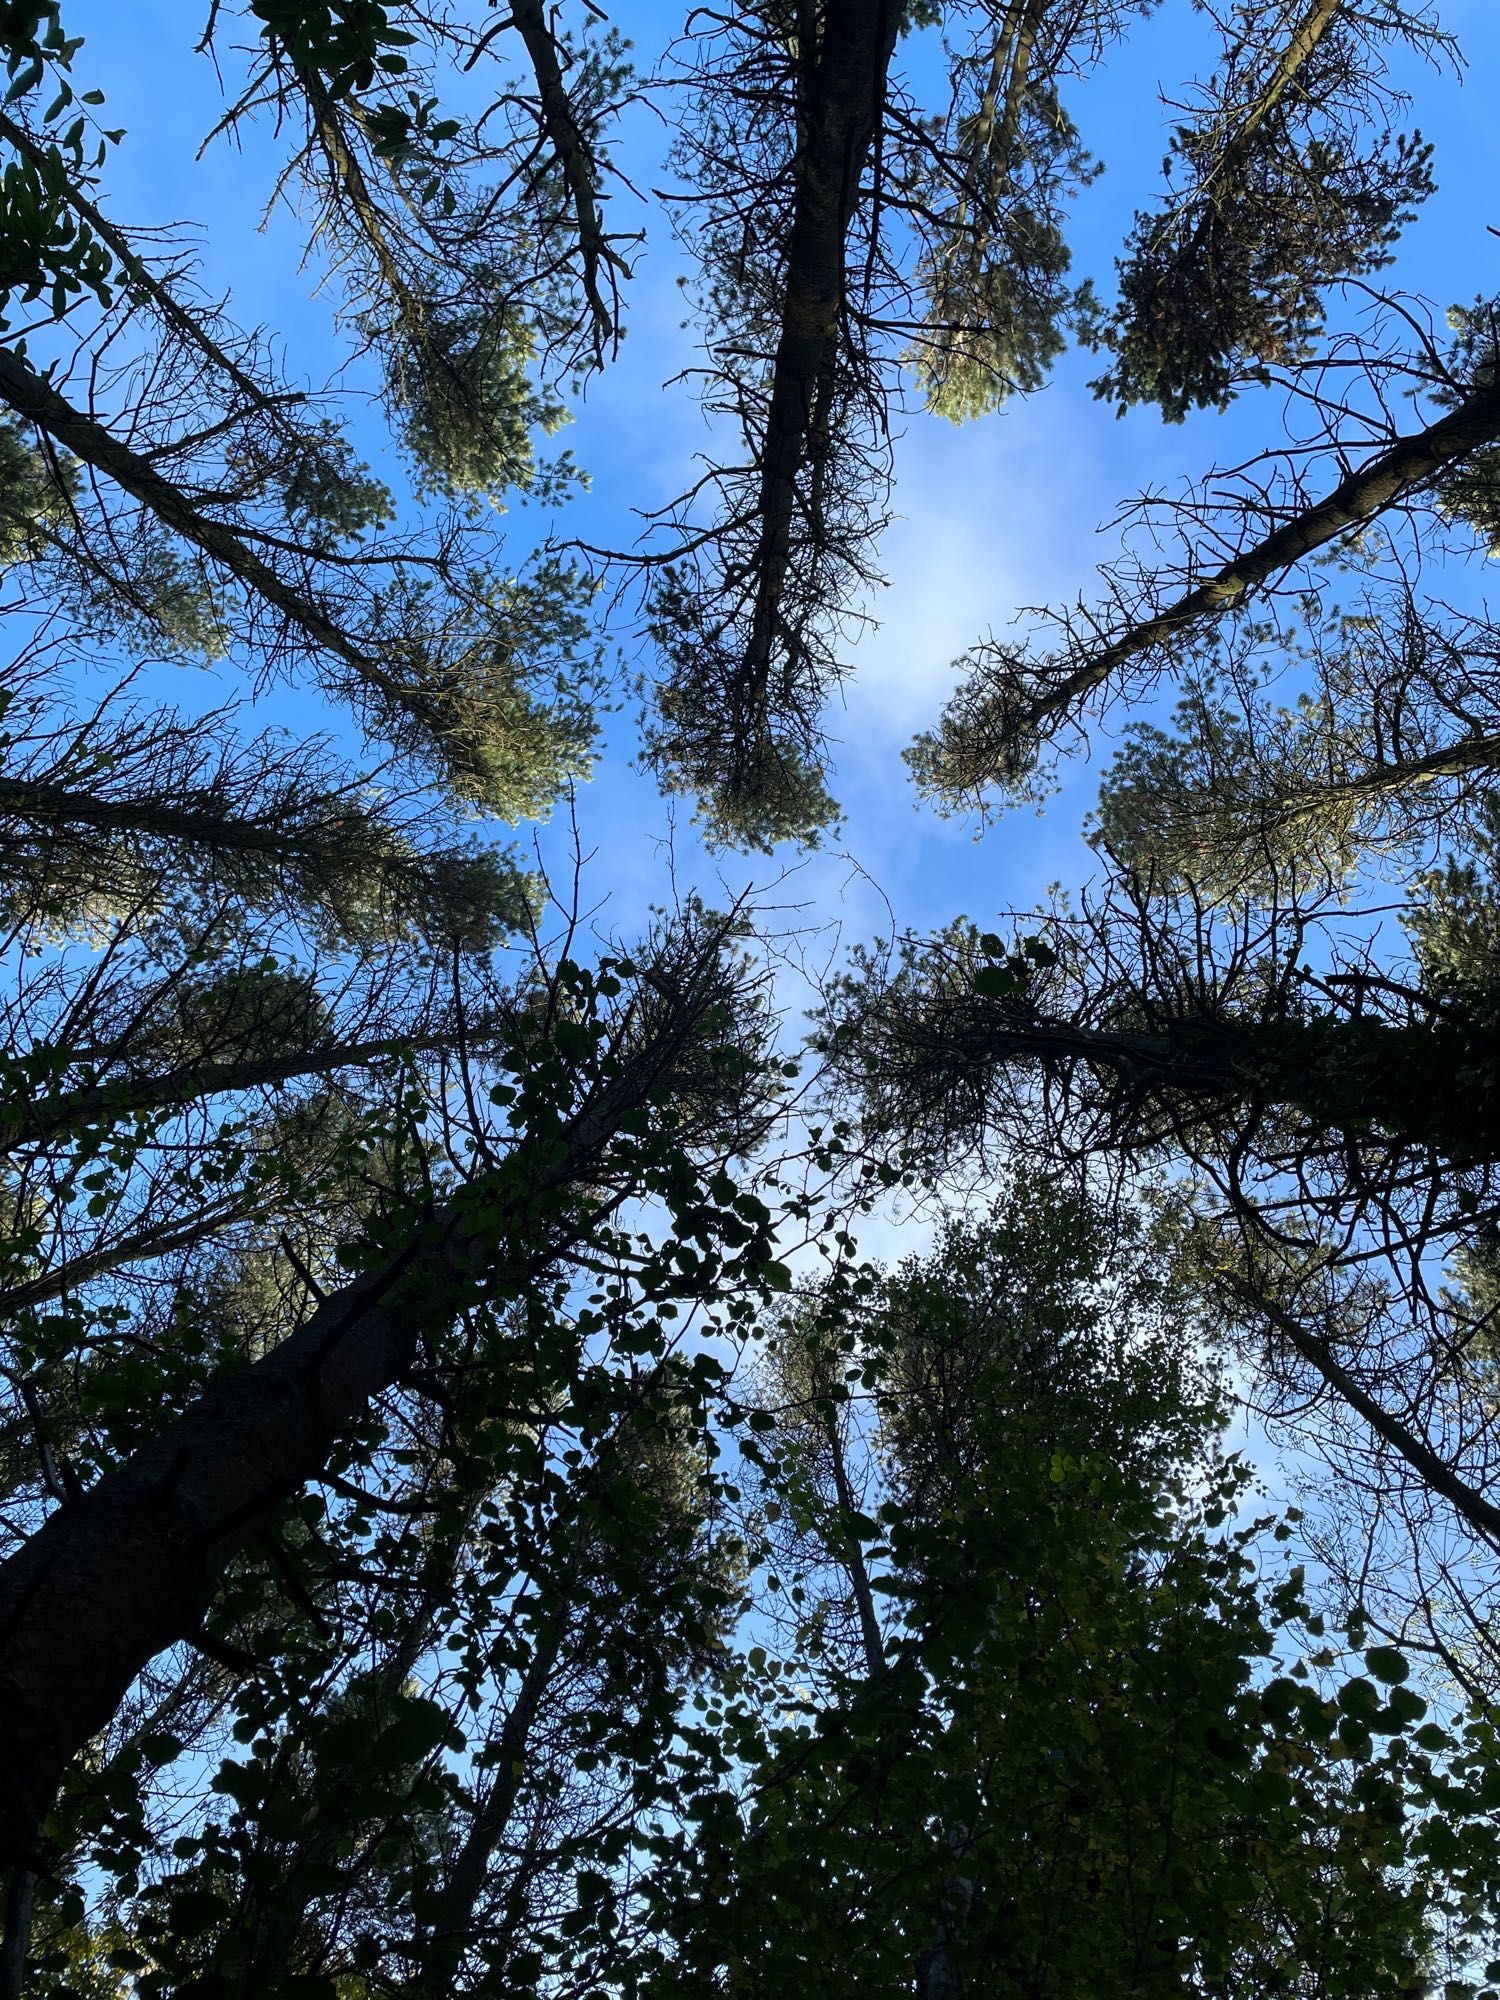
[743,0,903,697]
[0,347,395,693]
[414,1616,564,1993]
[1035,381,1500,727]
[507,0,627,360]
[980,380,1500,757]
[0,1254,415,1863]
[0,1035,448,1158]
[0,1037,676,1862]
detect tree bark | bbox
[414,1615,564,1993]
[0,347,401,697]
[0,771,377,858]
[0,1007,703,1863]
[0,1033,452,1157]
[1258,729,1500,821]
[1224,0,1344,160]
[507,0,627,361]
[1053,382,1500,712]
[743,0,903,696]
[1240,1288,1500,1546]
[986,379,1500,759]
[822,1400,886,1681]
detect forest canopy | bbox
[2,0,1500,1994]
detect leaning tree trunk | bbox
[0,969,727,1866]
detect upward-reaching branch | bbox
[0,933,772,1866]
[911,377,1500,806]
[506,0,629,365]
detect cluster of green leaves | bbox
[0,2,117,328]
[10,930,804,1994]
[247,0,415,99]
[625,1192,1500,1997]
[3,0,1500,1992]
[1087,0,1443,418]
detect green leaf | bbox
[1336,1676,1381,1721]
[1365,1645,1410,1685]
[1386,1685,1427,1726]
[166,1889,231,1936]
[974,963,1022,998]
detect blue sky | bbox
[39,0,1500,1756]
[5,13,1495,1926]
[65,0,1500,980]
[41,4,1496,1360]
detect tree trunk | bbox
[507,0,626,361]
[743,0,903,697]
[0,348,395,695]
[0,1032,454,1157]
[936,378,1500,792]
[0,1006,704,1863]
[1226,0,1344,160]
[413,1615,564,1993]
[1039,382,1500,726]
[959,1008,1500,1164]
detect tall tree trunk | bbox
[1229,0,1345,158]
[506,0,627,361]
[930,378,1500,794]
[1,1031,454,1156]
[1255,730,1500,821]
[821,1400,885,1681]
[1239,1286,1500,1546]
[920,1007,1500,1164]
[0,980,717,1864]
[743,0,903,698]
[1039,382,1500,725]
[0,771,377,859]
[413,1615,565,1994]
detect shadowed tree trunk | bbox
[0,957,731,1865]
[743,0,903,701]
[916,377,1500,801]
